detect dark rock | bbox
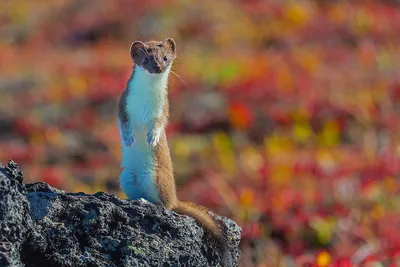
[0,161,241,267]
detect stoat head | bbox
[130,38,177,75]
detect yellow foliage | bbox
[240,188,254,207]
[316,251,331,267]
[284,3,310,26]
[318,120,340,147]
[292,121,312,143]
[212,132,236,175]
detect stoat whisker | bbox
[170,70,186,85]
[168,73,180,85]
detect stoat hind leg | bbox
[154,132,177,209]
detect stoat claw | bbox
[124,135,135,147]
[121,124,135,147]
[147,128,161,147]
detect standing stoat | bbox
[117,38,230,265]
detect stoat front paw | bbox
[122,124,135,147]
[147,128,161,147]
[124,135,135,147]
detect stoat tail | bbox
[173,201,233,266]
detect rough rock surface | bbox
[0,161,241,267]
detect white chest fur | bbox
[118,66,170,203]
[126,66,169,129]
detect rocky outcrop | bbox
[0,161,241,267]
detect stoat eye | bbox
[143,57,149,64]
[163,56,168,62]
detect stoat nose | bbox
[154,66,162,73]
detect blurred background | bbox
[2,0,400,266]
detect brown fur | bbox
[154,100,169,133]
[130,39,177,74]
[172,201,223,241]
[118,79,131,125]
[153,120,224,244]
[151,95,224,244]
[154,126,177,208]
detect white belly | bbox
[118,66,170,204]
[119,125,161,204]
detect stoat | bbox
[117,38,231,265]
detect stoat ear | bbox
[130,41,146,60]
[164,38,176,54]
